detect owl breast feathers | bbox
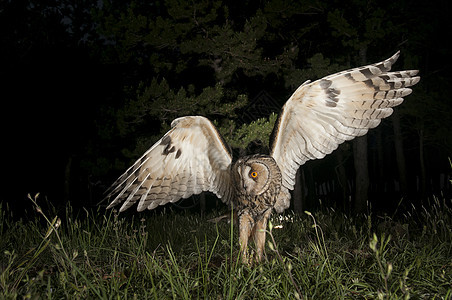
[105,51,420,263]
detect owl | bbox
[105,51,420,263]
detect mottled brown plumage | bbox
[105,51,420,263]
[231,155,284,262]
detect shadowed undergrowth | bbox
[1,194,451,299]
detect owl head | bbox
[234,154,280,197]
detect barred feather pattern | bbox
[270,51,420,212]
[106,52,420,215]
[105,116,233,212]
[105,51,419,263]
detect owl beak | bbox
[242,182,247,190]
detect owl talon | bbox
[238,209,271,264]
[106,52,419,266]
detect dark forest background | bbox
[1,0,451,216]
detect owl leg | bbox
[253,210,272,262]
[238,212,254,264]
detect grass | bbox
[1,194,452,299]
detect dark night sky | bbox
[1,0,451,215]
[1,46,112,209]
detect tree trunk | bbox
[419,126,426,197]
[353,136,369,214]
[293,168,304,214]
[376,128,384,182]
[352,46,370,214]
[335,145,348,209]
[200,193,206,216]
[392,110,408,195]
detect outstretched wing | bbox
[270,51,420,210]
[105,116,233,212]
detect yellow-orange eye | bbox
[250,171,258,178]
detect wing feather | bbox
[270,51,420,212]
[105,116,233,212]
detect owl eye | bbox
[250,171,258,178]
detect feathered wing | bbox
[270,51,420,212]
[105,116,233,212]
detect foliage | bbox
[218,113,278,151]
[2,0,451,217]
[91,0,328,161]
[1,194,451,298]
[91,0,452,181]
